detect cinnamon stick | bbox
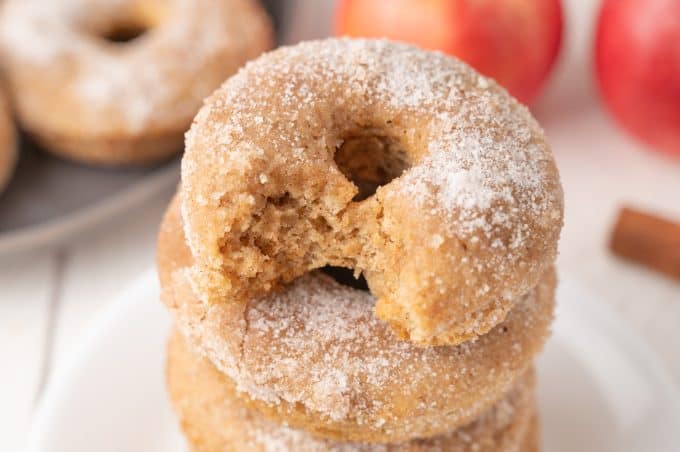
[609,207,680,280]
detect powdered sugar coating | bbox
[157,196,556,443]
[167,332,536,452]
[180,38,563,346]
[167,329,538,452]
[0,0,272,135]
[246,381,533,452]
[173,270,553,442]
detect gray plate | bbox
[0,141,179,255]
[0,0,335,256]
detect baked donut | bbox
[180,38,563,346]
[523,416,540,452]
[0,92,17,194]
[0,0,272,166]
[166,330,539,452]
[158,195,555,443]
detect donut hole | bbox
[320,266,370,291]
[81,2,167,45]
[100,22,149,43]
[334,133,411,202]
[88,8,158,45]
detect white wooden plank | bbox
[50,190,172,370]
[0,253,54,451]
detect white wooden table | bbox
[1,2,679,450]
[1,188,175,451]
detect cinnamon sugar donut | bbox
[0,92,17,194]
[0,0,272,166]
[180,38,563,346]
[523,415,541,452]
[158,195,555,443]
[166,330,539,452]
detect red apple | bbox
[334,0,563,105]
[595,0,680,156]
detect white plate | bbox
[26,271,680,452]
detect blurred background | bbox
[1,0,678,450]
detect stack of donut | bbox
[157,38,564,451]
